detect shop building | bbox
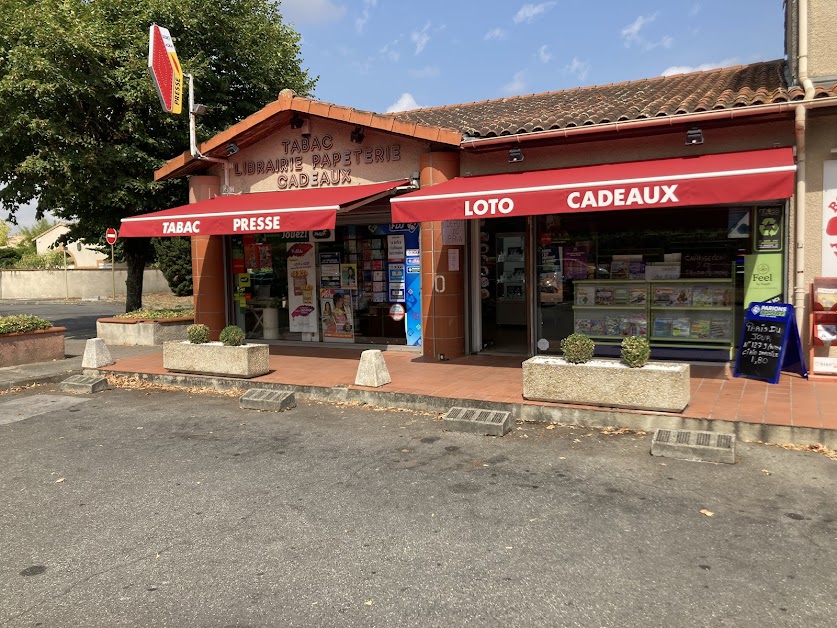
[124,0,837,369]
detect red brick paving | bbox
[100,346,837,431]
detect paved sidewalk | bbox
[5,341,835,448]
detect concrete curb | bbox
[94,367,837,449]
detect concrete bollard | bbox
[354,349,391,387]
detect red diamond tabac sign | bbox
[148,24,183,114]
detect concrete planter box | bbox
[0,327,66,367]
[522,356,690,412]
[162,341,270,378]
[96,317,193,346]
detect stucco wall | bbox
[0,269,173,300]
[209,118,429,194]
[810,0,837,79]
[803,111,837,280]
[33,224,109,269]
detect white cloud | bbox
[355,0,377,33]
[411,22,432,55]
[538,45,552,64]
[621,13,673,51]
[513,2,556,24]
[281,0,347,25]
[409,65,440,78]
[660,58,740,76]
[484,27,508,41]
[564,57,590,81]
[386,93,424,113]
[379,39,400,63]
[502,70,527,95]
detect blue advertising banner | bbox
[405,249,421,346]
[733,302,807,384]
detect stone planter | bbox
[0,327,66,367]
[162,341,270,378]
[96,317,193,346]
[522,355,690,412]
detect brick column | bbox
[189,176,227,340]
[419,152,464,359]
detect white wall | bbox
[0,269,174,300]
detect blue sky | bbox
[282,0,787,113]
[7,0,788,230]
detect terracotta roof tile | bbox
[389,60,837,139]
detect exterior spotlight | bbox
[226,142,239,156]
[290,113,304,129]
[685,127,704,145]
[350,126,365,144]
[508,146,524,163]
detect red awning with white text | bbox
[121,180,408,237]
[390,148,795,223]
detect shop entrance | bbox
[474,216,530,354]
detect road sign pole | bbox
[111,243,116,300]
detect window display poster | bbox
[341,263,357,289]
[744,253,783,305]
[754,206,783,252]
[287,242,318,333]
[563,247,588,279]
[320,288,355,342]
[823,160,837,277]
[319,252,341,288]
[388,262,406,302]
[387,234,406,261]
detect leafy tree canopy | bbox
[0,0,316,308]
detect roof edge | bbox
[155,91,462,181]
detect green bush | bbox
[13,250,65,269]
[219,325,245,346]
[0,247,23,268]
[153,237,193,297]
[560,333,595,364]
[0,314,53,335]
[621,335,650,368]
[187,323,210,344]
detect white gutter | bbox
[794,0,816,330]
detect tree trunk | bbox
[123,237,152,312]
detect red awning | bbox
[121,180,408,237]
[390,148,796,223]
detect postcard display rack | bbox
[573,271,735,357]
[496,233,526,326]
[809,277,837,380]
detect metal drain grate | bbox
[651,429,735,464]
[443,407,511,436]
[239,389,296,412]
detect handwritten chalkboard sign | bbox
[681,252,731,278]
[734,302,807,384]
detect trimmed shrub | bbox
[621,335,651,368]
[560,333,595,364]
[0,314,53,335]
[187,323,210,344]
[117,307,195,319]
[219,325,245,346]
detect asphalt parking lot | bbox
[1,382,835,627]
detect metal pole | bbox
[111,243,116,300]
[64,247,69,300]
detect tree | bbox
[0,0,316,311]
[0,221,10,247]
[153,236,193,296]
[13,218,58,253]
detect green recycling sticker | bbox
[754,207,783,252]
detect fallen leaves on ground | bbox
[106,375,244,398]
[700,509,715,517]
[55,478,65,484]
[0,383,45,396]
[770,442,837,460]
[599,426,647,437]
